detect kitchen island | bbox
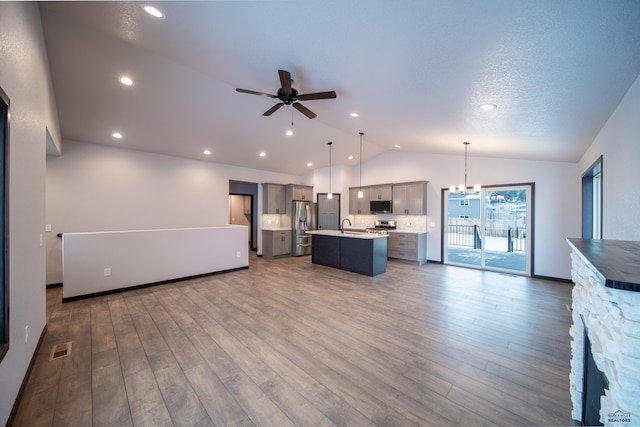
[306,230,388,276]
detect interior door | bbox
[317,193,340,230]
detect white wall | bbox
[46,140,300,284]
[579,73,640,241]
[314,150,579,280]
[303,164,351,218]
[0,3,61,424]
[63,226,248,299]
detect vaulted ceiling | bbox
[40,1,640,175]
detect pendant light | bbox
[327,142,333,199]
[358,132,364,198]
[449,142,481,194]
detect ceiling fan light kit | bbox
[236,69,336,119]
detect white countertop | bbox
[306,230,388,239]
[388,230,428,234]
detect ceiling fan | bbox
[236,69,336,119]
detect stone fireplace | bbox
[568,239,640,426]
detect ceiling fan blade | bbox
[236,88,277,98]
[297,91,337,101]
[293,102,317,119]
[278,69,292,95]
[263,102,285,116]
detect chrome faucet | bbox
[341,218,352,234]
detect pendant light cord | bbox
[359,138,362,189]
[328,142,332,194]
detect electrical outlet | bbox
[236,251,241,258]
[45,224,52,232]
[104,268,111,277]
[25,325,29,343]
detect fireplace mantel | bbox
[567,238,640,426]
[567,238,640,292]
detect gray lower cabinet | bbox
[262,230,291,258]
[387,232,427,264]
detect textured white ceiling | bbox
[39,1,640,175]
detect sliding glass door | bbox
[444,184,533,276]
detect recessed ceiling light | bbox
[286,130,293,136]
[307,162,313,167]
[394,144,400,148]
[350,112,359,117]
[143,5,165,18]
[479,103,496,110]
[203,149,211,155]
[112,132,123,139]
[120,76,133,86]
[259,152,266,157]
[348,155,354,160]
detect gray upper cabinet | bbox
[392,181,428,215]
[288,185,313,201]
[369,184,392,201]
[263,183,285,214]
[349,187,369,215]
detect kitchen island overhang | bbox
[306,230,388,276]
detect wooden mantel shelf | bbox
[567,238,640,292]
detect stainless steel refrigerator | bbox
[292,201,316,256]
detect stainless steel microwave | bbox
[370,200,392,213]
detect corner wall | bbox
[0,3,61,424]
[46,140,299,284]
[579,73,640,241]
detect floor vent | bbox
[49,342,72,361]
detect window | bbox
[459,199,469,206]
[582,157,602,239]
[0,86,9,362]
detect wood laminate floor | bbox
[11,253,574,426]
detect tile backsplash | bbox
[262,214,283,229]
[347,214,428,232]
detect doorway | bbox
[443,184,533,276]
[229,194,252,246]
[229,180,258,251]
